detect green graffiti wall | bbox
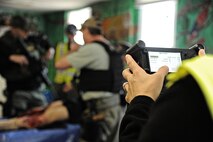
[176,0,213,53]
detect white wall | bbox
[137,0,177,48]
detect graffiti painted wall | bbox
[92,0,138,45]
[176,0,213,53]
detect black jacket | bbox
[119,75,213,142]
[0,31,42,91]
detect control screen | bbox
[148,51,182,72]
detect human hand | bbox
[198,49,205,56]
[71,43,80,52]
[15,116,32,128]
[122,55,169,103]
[43,48,55,60]
[63,83,73,92]
[68,42,80,54]
[9,54,29,65]
[0,117,30,130]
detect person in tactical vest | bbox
[55,17,122,142]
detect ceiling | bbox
[0,0,109,12]
[0,0,165,13]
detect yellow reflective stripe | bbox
[54,68,77,83]
[55,43,69,61]
[54,42,77,84]
[167,55,213,118]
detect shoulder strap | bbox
[93,40,112,54]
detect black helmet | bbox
[65,24,77,35]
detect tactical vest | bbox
[79,41,124,93]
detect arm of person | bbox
[119,96,154,141]
[26,98,83,128]
[0,117,29,130]
[25,100,70,128]
[0,101,70,129]
[121,75,212,142]
[119,55,168,141]
[55,55,73,69]
[0,102,68,130]
[0,39,28,66]
[119,50,208,142]
[39,103,69,125]
[9,54,29,65]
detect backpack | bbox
[78,41,125,93]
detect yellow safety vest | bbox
[166,55,213,118]
[54,42,77,85]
